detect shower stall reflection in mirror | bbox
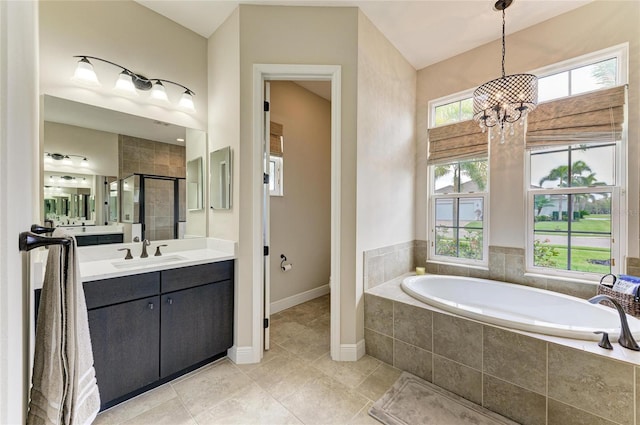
[120,173,186,241]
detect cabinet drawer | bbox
[84,272,160,310]
[161,261,233,293]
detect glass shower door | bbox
[143,177,176,241]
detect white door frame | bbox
[252,64,342,361]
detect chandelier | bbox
[473,0,537,143]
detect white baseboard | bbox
[227,345,257,364]
[270,284,330,314]
[339,339,366,361]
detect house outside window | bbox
[431,159,488,264]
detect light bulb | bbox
[72,57,100,86]
[44,154,52,164]
[178,90,195,112]
[150,80,169,103]
[81,157,89,167]
[114,71,138,96]
[62,156,73,166]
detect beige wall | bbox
[236,5,359,348]
[207,8,240,242]
[39,0,208,130]
[356,11,417,341]
[416,1,640,257]
[269,81,331,303]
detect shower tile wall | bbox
[144,178,175,241]
[118,135,186,179]
[364,291,638,425]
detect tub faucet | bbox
[140,239,151,258]
[588,295,640,351]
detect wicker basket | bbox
[596,273,640,318]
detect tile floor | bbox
[94,294,401,424]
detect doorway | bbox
[264,80,332,353]
[253,64,343,361]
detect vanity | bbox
[32,238,235,411]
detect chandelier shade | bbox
[472,0,538,140]
[473,73,538,129]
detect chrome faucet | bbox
[140,239,151,258]
[589,295,640,351]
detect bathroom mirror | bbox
[210,147,232,210]
[186,157,203,210]
[42,95,207,240]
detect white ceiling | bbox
[136,0,593,70]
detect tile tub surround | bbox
[364,241,426,289]
[365,276,640,425]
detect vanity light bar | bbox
[71,55,196,112]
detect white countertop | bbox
[30,237,236,289]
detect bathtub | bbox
[402,274,640,341]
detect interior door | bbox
[263,81,271,351]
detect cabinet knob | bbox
[148,302,154,310]
[167,298,173,305]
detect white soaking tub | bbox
[401,274,640,341]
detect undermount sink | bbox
[112,255,188,269]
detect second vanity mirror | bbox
[210,147,232,210]
[42,95,208,242]
[187,157,203,210]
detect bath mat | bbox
[369,372,518,425]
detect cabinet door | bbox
[88,296,160,408]
[160,280,233,378]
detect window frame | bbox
[523,44,628,281]
[429,158,489,266]
[269,155,283,197]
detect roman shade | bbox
[270,121,284,156]
[526,85,626,148]
[427,119,487,164]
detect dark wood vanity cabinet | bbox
[80,260,234,410]
[75,233,124,246]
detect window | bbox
[269,155,283,196]
[431,159,488,263]
[433,98,474,127]
[429,44,626,127]
[538,58,618,102]
[528,144,618,277]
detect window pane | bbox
[434,164,457,193]
[460,198,483,227]
[434,101,461,126]
[530,149,568,188]
[459,228,483,260]
[571,58,617,95]
[460,98,474,121]
[435,227,458,257]
[435,198,456,227]
[269,160,276,191]
[533,235,566,269]
[459,160,487,193]
[571,144,616,186]
[569,235,611,274]
[538,72,569,102]
[533,194,557,222]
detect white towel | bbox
[27,229,100,425]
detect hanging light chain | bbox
[501,5,506,79]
